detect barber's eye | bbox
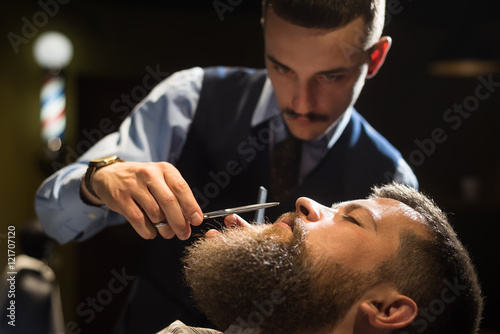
[274,65,290,74]
[322,74,344,82]
[342,214,361,226]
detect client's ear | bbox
[359,291,417,330]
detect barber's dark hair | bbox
[370,183,483,334]
[262,0,385,46]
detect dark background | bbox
[0,0,498,333]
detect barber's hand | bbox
[205,214,252,239]
[81,161,203,240]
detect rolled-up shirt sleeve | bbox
[35,67,204,244]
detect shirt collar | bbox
[252,77,280,126]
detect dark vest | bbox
[116,67,405,334]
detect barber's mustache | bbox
[282,108,329,123]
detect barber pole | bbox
[40,73,66,152]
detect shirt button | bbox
[87,213,97,219]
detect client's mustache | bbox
[282,108,329,123]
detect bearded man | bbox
[160,183,483,334]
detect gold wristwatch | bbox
[84,155,124,200]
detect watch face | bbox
[90,155,120,167]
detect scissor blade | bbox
[203,202,280,219]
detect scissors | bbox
[152,202,279,227]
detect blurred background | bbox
[0,0,498,333]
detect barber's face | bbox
[275,197,428,270]
[263,8,371,141]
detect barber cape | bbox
[157,320,222,334]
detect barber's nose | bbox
[292,81,314,115]
[295,197,321,222]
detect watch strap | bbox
[85,166,101,200]
[84,157,124,200]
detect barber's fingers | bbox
[151,162,204,239]
[162,162,203,227]
[154,224,177,239]
[126,161,202,240]
[224,214,252,229]
[91,164,157,239]
[96,163,172,239]
[92,161,202,240]
[118,198,158,239]
[134,191,176,239]
[140,174,189,240]
[132,186,166,222]
[110,187,175,240]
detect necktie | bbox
[270,134,302,201]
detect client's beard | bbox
[183,213,376,334]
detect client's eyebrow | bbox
[333,202,378,232]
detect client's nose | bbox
[295,197,321,222]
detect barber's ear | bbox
[359,293,417,330]
[366,36,392,79]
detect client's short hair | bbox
[370,183,483,334]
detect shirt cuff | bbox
[57,168,111,242]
